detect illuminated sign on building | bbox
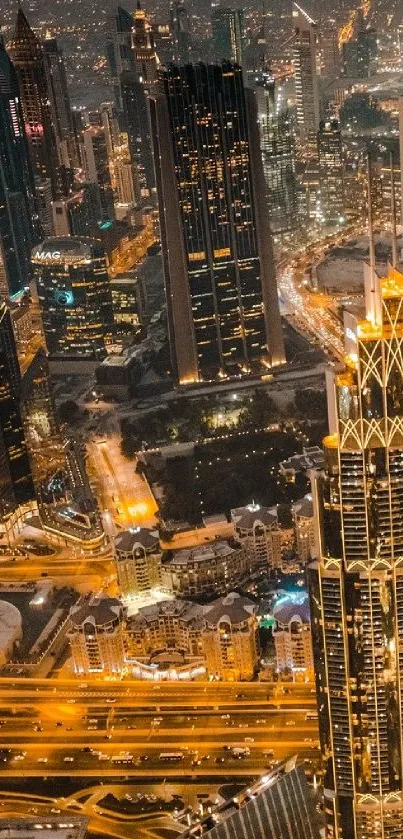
[33,251,61,261]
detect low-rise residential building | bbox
[67,595,125,675]
[273,591,313,679]
[114,526,162,596]
[126,599,204,660]
[201,592,259,681]
[162,539,248,598]
[231,502,283,570]
[293,494,315,562]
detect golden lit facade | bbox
[309,264,403,838]
[151,62,285,383]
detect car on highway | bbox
[63,756,74,762]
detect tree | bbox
[239,389,276,430]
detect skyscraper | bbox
[254,69,299,235]
[292,3,320,143]
[342,10,377,79]
[105,3,134,110]
[43,37,74,170]
[0,41,37,296]
[9,8,59,197]
[132,1,159,89]
[150,62,285,383]
[121,71,155,195]
[0,302,34,522]
[317,118,345,222]
[184,758,320,838]
[309,260,403,837]
[211,8,244,64]
[83,126,115,221]
[32,237,114,359]
[170,1,192,63]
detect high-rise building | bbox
[9,8,59,197]
[317,118,345,222]
[0,42,37,296]
[309,261,403,837]
[83,126,115,221]
[170,0,192,63]
[51,189,94,237]
[292,3,320,143]
[42,38,74,170]
[184,758,320,838]
[151,62,285,383]
[0,302,34,522]
[105,3,134,109]
[342,11,377,79]
[132,1,159,89]
[321,26,340,78]
[32,237,114,359]
[121,70,155,195]
[211,8,244,64]
[254,70,299,234]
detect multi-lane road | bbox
[0,678,319,778]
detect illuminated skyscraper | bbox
[254,69,299,235]
[151,62,285,383]
[9,8,59,197]
[317,118,345,222]
[32,237,114,359]
[211,8,244,64]
[309,261,403,837]
[132,1,159,89]
[292,2,320,143]
[0,41,37,296]
[0,302,34,522]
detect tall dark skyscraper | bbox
[317,118,345,222]
[309,262,403,837]
[120,2,157,196]
[151,63,285,383]
[0,302,34,522]
[32,237,114,360]
[255,70,299,235]
[170,1,192,63]
[211,8,244,64]
[342,10,377,79]
[0,41,37,297]
[106,3,134,110]
[9,8,59,197]
[43,37,74,170]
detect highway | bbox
[0,679,319,777]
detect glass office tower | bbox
[150,62,285,383]
[32,237,114,359]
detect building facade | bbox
[32,237,114,359]
[114,527,162,596]
[231,502,283,570]
[151,62,285,383]
[83,127,115,221]
[9,8,59,197]
[126,599,204,660]
[68,595,125,675]
[0,42,37,297]
[318,119,345,222]
[202,592,259,681]
[184,758,320,838]
[0,302,34,523]
[309,262,403,837]
[273,594,313,678]
[292,3,320,143]
[162,539,249,598]
[211,8,244,64]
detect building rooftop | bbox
[203,592,256,627]
[114,526,160,554]
[0,817,88,839]
[69,596,123,629]
[31,237,100,264]
[231,502,278,531]
[272,590,310,626]
[293,494,314,519]
[164,539,241,568]
[0,600,22,656]
[129,598,204,628]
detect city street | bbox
[0,678,318,778]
